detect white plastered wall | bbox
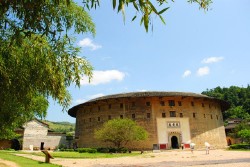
[156,118,191,145]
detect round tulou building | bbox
[68,91,229,150]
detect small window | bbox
[120,103,123,108]
[178,101,182,106]
[120,115,123,119]
[193,113,196,118]
[160,101,165,106]
[209,104,211,108]
[108,115,111,120]
[98,117,100,122]
[180,113,183,118]
[89,118,92,122]
[202,103,205,107]
[109,104,112,109]
[168,100,175,106]
[98,106,101,111]
[216,115,218,120]
[132,114,135,119]
[191,101,194,106]
[211,115,213,119]
[162,113,166,118]
[146,102,151,106]
[147,113,151,119]
[204,114,206,118]
[170,111,176,117]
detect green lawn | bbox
[0,151,60,167]
[20,150,142,159]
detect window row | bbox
[86,113,151,122]
[88,101,215,111]
[161,111,219,120]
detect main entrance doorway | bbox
[171,136,179,149]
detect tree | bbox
[0,0,211,138]
[202,86,250,120]
[238,129,250,144]
[0,1,95,138]
[0,94,49,139]
[83,0,212,32]
[94,118,148,148]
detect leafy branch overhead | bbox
[83,0,212,32]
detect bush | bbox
[60,148,75,152]
[229,144,250,150]
[4,148,15,151]
[107,147,128,153]
[97,147,110,153]
[77,148,97,153]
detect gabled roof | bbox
[23,118,49,128]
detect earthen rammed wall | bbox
[70,92,228,150]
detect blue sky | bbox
[46,0,250,123]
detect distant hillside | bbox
[44,120,75,133]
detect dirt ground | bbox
[0,159,19,167]
[15,149,250,167]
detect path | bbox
[16,149,250,167]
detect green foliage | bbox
[83,0,212,32]
[238,129,250,144]
[44,121,75,133]
[0,0,95,138]
[96,147,128,153]
[94,118,148,148]
[229,144,250,150]
[77,148,97,153]
[202,85,250,120]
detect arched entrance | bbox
[171,136,179,149]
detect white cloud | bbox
[202,57,224,64]
[78,38,102,50]
[182,70,192,78]
[197,66,210,76]
[88,93,105,99]
[80,70,126,85]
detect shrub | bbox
[77,148,97,153]
[88,148,97,153]
[229,144,250,150]
[97,147,110,153]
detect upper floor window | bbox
[98,117,100,122]
[147,113,151,119]
[169,100,175,106]
[162,113,166,118]
[98,106,101,111]
[109,104,112,109]
[170,111,176,117]
[191,101,194,106]
[178,101,182,106]
[193,113,196,118]
[180,113,183,118]
[202,103,205,107]
[160,101,165,106]
[120,103,123,109]
[146,102,151,106]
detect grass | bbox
[0,151,61,167]
[20,150,142,159]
